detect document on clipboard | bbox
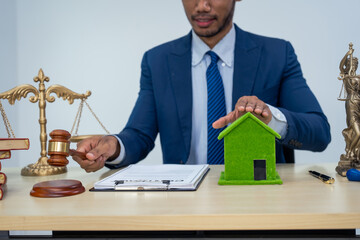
[92,164,210,191]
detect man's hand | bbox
[212,96,272,129]
[72,135,120,173]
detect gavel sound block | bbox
[30,179,85,198]
[30,129,86,198]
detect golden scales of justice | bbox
[0,69,109,176]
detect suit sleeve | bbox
[105,52,158,169]
[277,42,331,151]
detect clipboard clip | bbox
[162,180,170,185]
[114,180,171,191]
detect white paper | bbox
[94,164,209,191]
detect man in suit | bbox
[73,0,331,172]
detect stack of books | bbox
[0,161,7,200]
[0,138,30,200]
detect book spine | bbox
[0,150,11,160]
[0,172,7,185]
[0,185,4,200]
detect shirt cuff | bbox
[267,105,288,139]
[105,135,126,165]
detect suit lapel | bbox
[232,25,262,109]
[168,33,193,158]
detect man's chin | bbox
[193,28,219,38]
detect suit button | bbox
[180,160,184,164]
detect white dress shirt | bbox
[108,25,288,166]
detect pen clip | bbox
[323,178,335,184]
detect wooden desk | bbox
[0,163,359,231]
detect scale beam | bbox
[0,69,91,176]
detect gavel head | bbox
[47,129,71,167]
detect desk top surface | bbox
[0,162,359,231]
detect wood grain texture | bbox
[0,163,359,231]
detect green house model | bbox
[218,112,283,185]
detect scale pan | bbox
[69,134,104,142]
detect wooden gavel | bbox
[47,129,87,166]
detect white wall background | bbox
[0,0,359,168]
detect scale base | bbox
[336,154,360,177]
[21,156,67,176]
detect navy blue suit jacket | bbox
[108,25,331,169]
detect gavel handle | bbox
[69,149,87,160]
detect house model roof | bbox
[217,112,281,140]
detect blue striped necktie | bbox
[206,51,226,165]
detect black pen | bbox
[309,170,335,184]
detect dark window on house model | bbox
[254,159,266,180]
